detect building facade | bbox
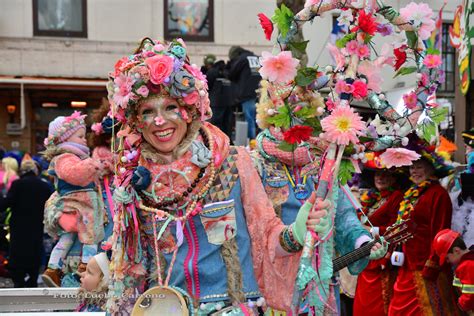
[0,0,465,159]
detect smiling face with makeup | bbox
[137,96,189,158]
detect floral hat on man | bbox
[107,37,211,125]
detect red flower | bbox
[283,125,314,144]
[394,47,407,71]
[258,13,274,41]
[352,80,368,100]
[357,10,378,36]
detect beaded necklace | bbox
[396,179,434,223]
[139,126,217,223]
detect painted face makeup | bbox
[137,96,189,155]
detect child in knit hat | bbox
[41,111,105,287]
[76,252,110,312]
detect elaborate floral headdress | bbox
[43,111,86,147]
[256,0,447,181]
[406,134,454,178]
[107,37,211,124]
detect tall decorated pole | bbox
[257,0,445,313]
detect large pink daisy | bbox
[320,106,365,145]
[380,148,421,168]
[259,51,299,84]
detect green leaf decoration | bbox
[359,136,375,143]
[278,141,296,152]
[271,4,294,38]
[428,106,448,124]
[289,40,310,54]
[266,105,291,128]
[294,105,317,118]
[406,31,418,49]
[295,67,319,86]
[343,144,356,156]
[303,117,322,134]
[363,35,373,44]
[426,47,440,56]
[419,118,437,144]
[338,159,355,186]
[394,66,418,78]
[336,33,356,49]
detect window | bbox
[439,22,456,92]
[164,0,214,42]
[33,0,87,38]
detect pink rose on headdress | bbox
[183,90,199,105]
[136,85,149,98]
[145,54,174,85]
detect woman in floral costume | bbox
[353,154,405,316]
[105,38,327,315]
[387,136,461,316]
[252,76,386,314]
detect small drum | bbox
[132,286,190,316]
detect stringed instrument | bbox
[333,220,414,273]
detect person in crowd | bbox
[353,154,406,316]
[105,37,331,315]
[207,59,234,139]
[76,252,110,312]
[463,128,474,157]
[1,157,19,196]
[227,45,261,141]
[451,129,474,247]
[200,54,216,76]
[0,157,53,287]
[251,78,386,314]
[41,112,104,287]
[388,135,462,316]
[432,229,474,313]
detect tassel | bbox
[175,220,184,247]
